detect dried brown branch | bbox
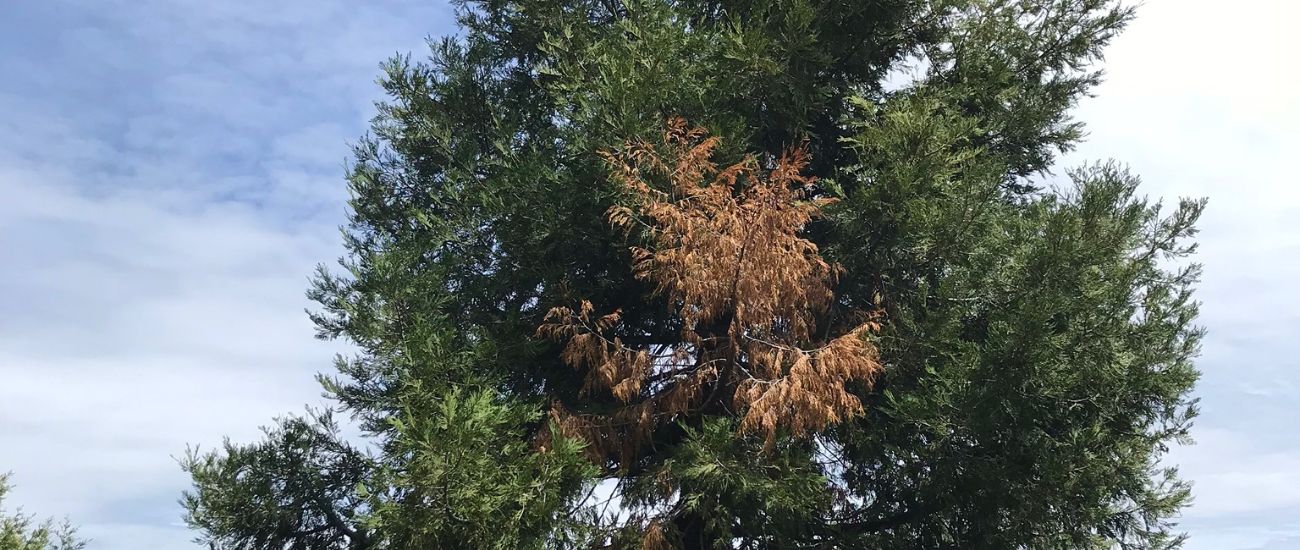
[538,117,883,461]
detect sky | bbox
[0,0,1296,548]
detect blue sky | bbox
[0,0,1296,548]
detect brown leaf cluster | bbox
[537,302,651,403]
[640,519,672,550]
[538,118,882,462]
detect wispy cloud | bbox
[1,1,451,547]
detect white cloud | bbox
[1170,429,1300,519]
[0,173,340,546]
[0,1,451,548]
[1183,527,1300,550]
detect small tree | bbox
[0,474,84,550]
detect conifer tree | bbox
[184,0,1204,548]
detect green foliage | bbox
[181,411,374,549]
[184,0,1205,548]
[0,475,84,550]
[183,322,596,549]
[622,419,832,548]
[374,387,596,549]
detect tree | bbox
[183,0,1204,548]
[0,474,85,550]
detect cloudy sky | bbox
[0,0,1295,548]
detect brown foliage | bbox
[538,118,882,461]
[640,519,672,550]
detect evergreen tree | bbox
[183,0,1204,548]
[0,474,84,550]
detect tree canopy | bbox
[183,0,1204,548]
